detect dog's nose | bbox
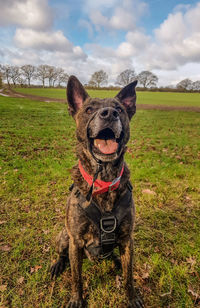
[99,107,119,121]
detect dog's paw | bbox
[50,257,67,279]
[128,297,145,308]
[66,297,84,308]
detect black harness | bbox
[70,181,133,258]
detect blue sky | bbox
[0,0,200,86]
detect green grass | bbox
[15,87,200,107]
[15,87,67,99]
[137,91,200,107]
[0,95,200,307]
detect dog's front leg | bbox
[120,238,144,308]
[67,238,84,308]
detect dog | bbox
[51,76,144,308]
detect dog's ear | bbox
[115,80,137,119]
[67,75,89,117]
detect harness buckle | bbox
[100,216,117,233]
[101,232,116,245]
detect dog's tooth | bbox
[94,139,101,149]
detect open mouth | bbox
[91,128,124,155]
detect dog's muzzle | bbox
[86,107,124,161]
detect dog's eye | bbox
[85,107,93,114]
[116,106,123,113]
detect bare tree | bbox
[36,65,49,88]
[116,69,136,86]
[45,65,57,87]
[21,65,36,86]
[57,70,69,87]
[192,80,200,91]
[176,79,192,91]
[16,76,26,87]
[0,65,12,86]
[137,71,158,88]
[55,68,64,87]
[51,67,61,87]
[88,80,96,87]
[89,70,108,87]
[9,66,21,86]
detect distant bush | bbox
[135,87,200,93]
[85,86,121,91]
[85,85,200,93]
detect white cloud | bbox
[83,2,200,85]
[14,29,73,52]
[122,30,150,55]
[11,28,88,70]
[154,62,200,86]
[1,0,200,87]
[113,2,200,72]
[84,43,135,82]
[0,0,53,30]
[149,3,200,69]
[0,0,88,79]
[184,3,200,31]
[73,46,86,58]
[84,0,118,11]
[86,0,148,31]
[109,7,136,30]
[11,50,42,66]
[116,42,134,58]
[154,12,185,43]
[0,45,43,66]
[89,11,109,30]
[85,44,116,60]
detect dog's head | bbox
[67,76,137,163]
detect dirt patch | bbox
[3,89,67,103]
[2,88,200,112]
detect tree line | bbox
[88,69,158,89]
[0,64,200,91]
[87,69,200,91]
[0,64,69,88]
[176,78,200,91]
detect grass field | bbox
[0,94,200,307]
[14,87,200,107]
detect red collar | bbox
[78,160,124,196]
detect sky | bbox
[0,0,200,86]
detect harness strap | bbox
[72,182,133,258]
[83,183,133,230]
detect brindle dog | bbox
[51,76,144,308]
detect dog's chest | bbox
[94,191,117,212]
[66,186,133,260]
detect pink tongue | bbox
[94,139,118,154]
